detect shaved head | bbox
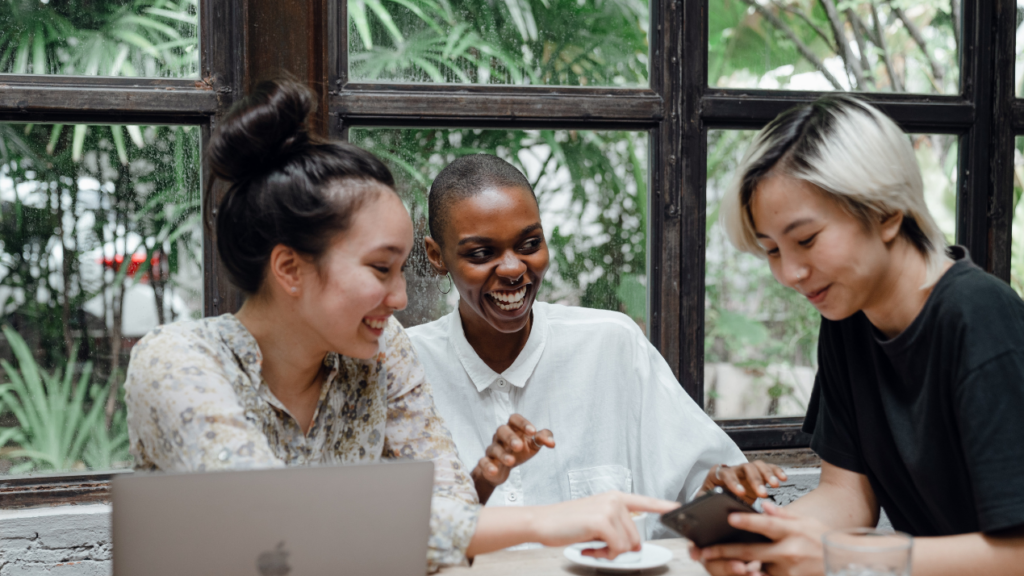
[428,154,538,246]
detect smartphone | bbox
[659,487,772,548]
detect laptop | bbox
[113,461,435,576]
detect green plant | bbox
[0,0,199,77]
[0,0,201,475]
[710,0,959,94]
[349,0,648,85]
[0,325,128,474]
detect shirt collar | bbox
[218,314,341,390]
[448,303,549,393]
[219,314,263,377]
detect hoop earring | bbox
[436,273,453,295]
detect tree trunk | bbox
[148,248,166,326]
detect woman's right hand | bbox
[527,491,680,560]
[700,461,788,504]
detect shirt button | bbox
[497,379,507,389]
[507,492,518,502]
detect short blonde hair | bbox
[721,96,950,287]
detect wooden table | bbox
[442,538,709,575]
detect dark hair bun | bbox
[208,79,314,184]
[206,79,396,295]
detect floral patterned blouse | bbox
[124,313,481,571]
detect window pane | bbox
[0,1,198,78]
[1017,1,1024,96]
[0,123,202,474]
[353,128,649,331]
[347,0,648,86]
[705,129,957,420]
[1012,137,1024,297]
[710,1,959,94]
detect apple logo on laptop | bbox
[257,541,291,576]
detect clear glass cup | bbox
[823,528,912,576]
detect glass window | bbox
[0,122,201,474]
[0,0,198,78]
[1017,1,1024,96]
[347,0,648,85]
[704,129,958,420]
[710,0,959,94]
[352,128,649,331]
[1012,137,1024,297]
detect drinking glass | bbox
[823,528,912,576]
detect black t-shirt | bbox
[803,247,1024,536]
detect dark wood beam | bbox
[986,0,1017,282]
[333,85,663,129]
[720,418,813,451]
[202,0,247,317]
[957,0,995,270]
[674,0,705,404]
[0,79,216,123]
[0,471,126,509]
[702,90,974,133]
[245,0,329,135]
[1012,100,1024,130]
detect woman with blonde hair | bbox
[696,96,1024,576]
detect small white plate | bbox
[563,542,674,573]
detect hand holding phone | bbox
[659,488,772,548]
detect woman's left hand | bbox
[693,502,829,576]
[471,414,555,503]
[475,413,555,485]
[701,461,788,504]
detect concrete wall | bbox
[767,466,822,506]
[1,466,891,575]
[0,505,111,576]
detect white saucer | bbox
[563,542,673,573]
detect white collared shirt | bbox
[407,302,746,539]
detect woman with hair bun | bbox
[123,79,678,571]
[695,96,1024,576]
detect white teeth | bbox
[494,299,524,311]
[363,318,387,330]
[488,286,527,311]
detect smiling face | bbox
[294,189,412,358]
[430,186,549,334]
[750,173,900,322]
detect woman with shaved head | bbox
[407,154,778,541]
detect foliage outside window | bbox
[0,122,201,475]
[0,0,198,78]
[704,130,958,420]
[710,0,960,94]
[347,0,648,85]
[354,128,648,330]
[0,0,201,478]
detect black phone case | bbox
[659,488,772,548]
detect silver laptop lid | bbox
[113,461,434,576]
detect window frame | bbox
[0,0,243,505]
[0,0,1017,505]
[330,0,1018,450]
